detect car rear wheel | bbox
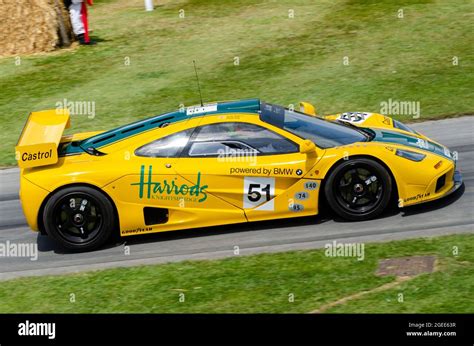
[324,158,392,221]
[43,186,116,252]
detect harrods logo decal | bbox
[131,165,208,202]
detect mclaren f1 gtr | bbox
[16,99,462,251]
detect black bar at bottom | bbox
[0,314,472,345]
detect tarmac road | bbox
[0,116,473,280]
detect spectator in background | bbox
[64,0,95,45]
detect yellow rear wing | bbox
[15,109,70,168]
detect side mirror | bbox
[299,102,317,116]
[299,139,317,154]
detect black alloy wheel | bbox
[324,158,392,220]
[43,186,116,251]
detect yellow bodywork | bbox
[17,102,459,237]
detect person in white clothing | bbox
[64,0,94,45]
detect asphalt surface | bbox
[0,116,473,280]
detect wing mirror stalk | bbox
[299,139,317,154]
[299,102,317,116]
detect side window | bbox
[188,141,258,157]
[135,129,193,158]
[186,122,298,157]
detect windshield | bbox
[259,103,369,148]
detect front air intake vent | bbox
[436,174,446,192]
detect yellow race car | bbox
[16,99,462,251]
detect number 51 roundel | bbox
[243,177,275,211]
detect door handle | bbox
[165,164,172,168]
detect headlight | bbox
[396,149,426,162]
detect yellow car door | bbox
[174,114,323,223]
[103,116,245,234]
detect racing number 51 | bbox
[243,177,275,210]
[248,183,271,202]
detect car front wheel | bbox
[324,158,392,221]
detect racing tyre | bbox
[324,158,392,221]
[43,186,116,252]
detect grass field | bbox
[0,0,473,166]
[0,234,472,313]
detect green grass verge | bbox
[0,234,472,313]
[0,0,473,166]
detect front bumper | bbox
[445,170,463,196]
[401,165,462,207]
[424,167,463,203]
